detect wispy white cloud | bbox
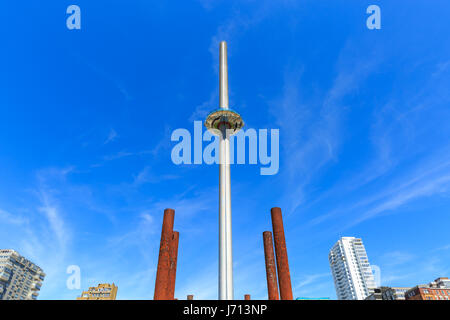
[0,167,78,299]
[176,263,218,300]
[350,174,450,227]
[293,273,330,290]
[191,0,297,122]
[381,251,415,267]
[302,47,450,231]
[292,273,333,298]
[0,209,28,225]
[35,167,73,253]
[309,157,450,231]
[38,197,69,252]
[380,272,417,285]
[104,128,118,144]
[97,125,172,167]
[432,60,450,78]
[132,166,179,186]
[434,244,450,252]
[189,90,218,122]
[102,150,136,161]
[270,45,381,216]
[106,210,160,269]
[71,53,133,101]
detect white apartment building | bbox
[0,249,45,300]
[329,237,376,300]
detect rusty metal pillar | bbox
[270,207,293,300]
[168,231,179,300]
[187,295,194,300]
[263,231,280,300]
[154,208,175,300]
[244,294,251,300]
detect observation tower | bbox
[204,41,244,300]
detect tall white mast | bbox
[205,41,244,300]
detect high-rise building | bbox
[329,237,376,300]
[405,277,450,300]
[0,249,45,300]
[76,283,118,300]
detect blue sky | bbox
[1,0,450,300]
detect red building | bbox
[405,277,450,300]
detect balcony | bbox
[3,261,14,269]
[0,272,10,281]
[28,291,39,300]
[31,283,41,291]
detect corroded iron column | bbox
[168,231,179,300]
[154,208,175,300]
[263,231,280,300]
[270,207,293,300]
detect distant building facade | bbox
[365,287,383,300]
[364,286,410,300]
[0,249,46,300]
[382,287,410,300]
[405,277,450,300]
[329,237,376,300]
[77,283,118,300]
